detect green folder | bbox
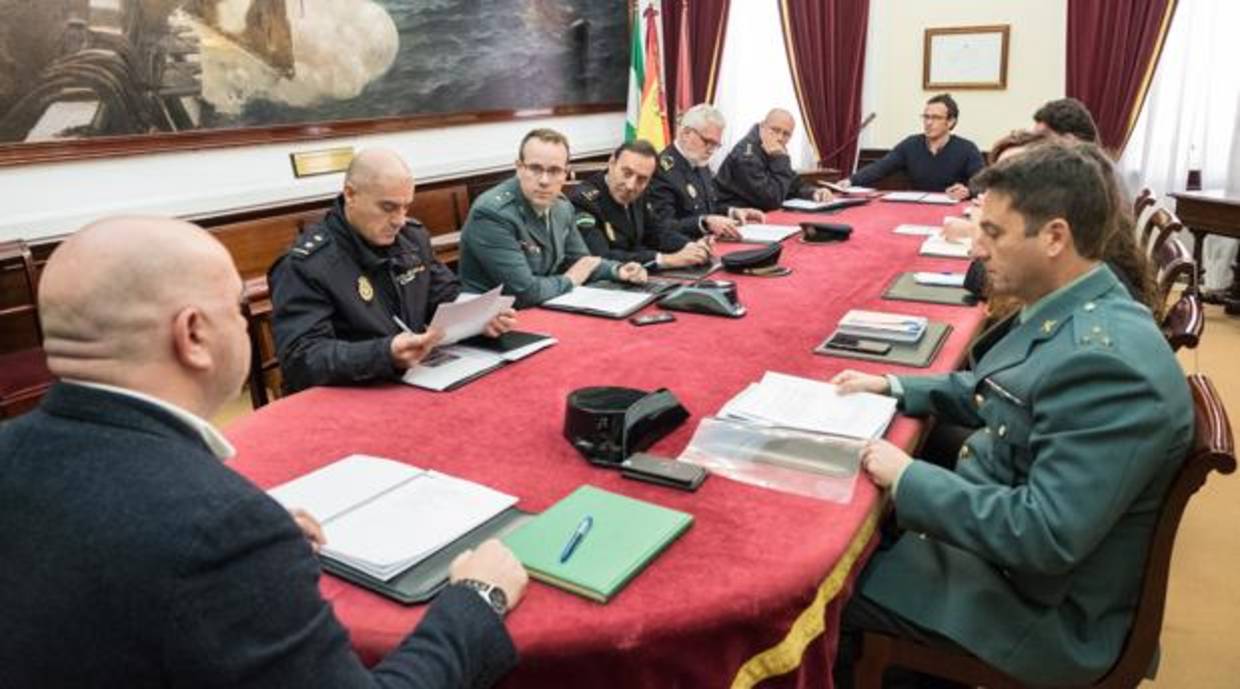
[504,484,693,603]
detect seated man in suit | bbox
[269,148,515,394]
[0,215,528,689]
[1033,97,1100,143]
[714,108,835,211]
[567,139,710,269]
[646,103,765,245]
[829,142,1193,688]
[459,128,647,307]
[843,93,984,200]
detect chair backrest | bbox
[240,276,281,409]
[1092,374,1235,687]
[0,239,43,343]
[1142,207,1183,260]
[411,184,470,264]
[1152,235,1197,314]
[1160,290,1205,351]
[1134,187,1155,218]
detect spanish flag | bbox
[624,1,670,149]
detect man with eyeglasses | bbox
[647,103,766,245]
[715,108,835,211]
[568,139,711,268]
[459,128,647,307]
[270,148,517,394]
[843,93,984,201]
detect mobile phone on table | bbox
[630,313,676,326]
[620,452,708,491]
[826,334,892,355]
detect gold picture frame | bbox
[923,25,1010,91]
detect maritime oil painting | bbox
[0,0,628,162]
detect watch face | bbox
[487,586,508,614]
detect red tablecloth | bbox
[225,199,985,688]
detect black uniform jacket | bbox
[646,144,721,247]
[715,124,816,210]
[269,196,460,394]
[567,172,684,264]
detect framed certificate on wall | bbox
[923,25,1010,90]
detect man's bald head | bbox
[342,148,416,247]
[759,108,796,152]
[763,108,795,130]
[40,216,249,417]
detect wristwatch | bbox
[457,579,508,617]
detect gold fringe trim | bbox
[1118,0,1179,156]
[729,499,885,689]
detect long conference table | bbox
[225,199,986,688]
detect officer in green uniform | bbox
[715,108,835,211]
[567,139,710,268]
[646,103,765,246]
[830,143,1193,688]
[459,128,647,308]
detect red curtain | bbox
[662,0,730,122]
[778,0,871,172]
[1067,0,1178,153]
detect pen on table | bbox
[559,515,593,564]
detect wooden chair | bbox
[0,240,54,418]
[1134,187,1155,218]
[1161,290,1205,351]
[241,276,281,409]
[855,373,1236,689]
[1152,235,1198,315]
[411,184,470,266]
[1141,207,1184,261]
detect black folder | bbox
[882,272,976,306]
[814,322,953,368]
[321,507,533,605]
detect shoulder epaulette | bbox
[289,230,331,259]
[659,154,676,172]
[1071,299,1114,349]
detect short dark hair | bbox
[1033,98,1099,143]
[972,142,1113,258]
[612,139,659,161]
[518,128,571,162]
[927,93,959,127]
[987,129,1051,165]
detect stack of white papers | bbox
[718,371,896,440]
[269,455,517,581]
[736,224,800,243]
[883,191,958,205]
[838,309,928,343]
[893,224,942,236]
[542,285,654,318]
[429,287,515,344]
[822,182,876,195]
[919,234,972,258]
[913,272,967,287]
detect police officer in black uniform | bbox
[567,140,710,268]
[715,108,835,211]
[269,149,514,394]
[646,103,765,246]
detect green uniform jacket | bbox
[459,176,618,308]
[861,265,1192,687]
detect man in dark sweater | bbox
[715,108,835,211]
[0,215,528,689]
[844,93,984,200]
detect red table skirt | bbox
[225,200,984,688]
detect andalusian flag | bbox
[624,1,670,148]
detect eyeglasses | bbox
[690,128,723,150]
[520,162,568,180]
[920,113,949,122]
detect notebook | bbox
[541,286,657,319]
[919,234,972,259]
[402,331,556,391]
[504,485,693,603]
[734,224,800,243]
[268,455,518,582]
[882,191,958,205]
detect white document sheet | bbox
[718,372,896,440]
[919,234,972,258]
[543,286,652,317]
[913,272,967,287]
[736,224,800,243]
[893,224,943,236]
[268,455,517,581]
[427,286,514,345]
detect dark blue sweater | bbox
[851,134,984,191]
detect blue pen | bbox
[559,515,593,563]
